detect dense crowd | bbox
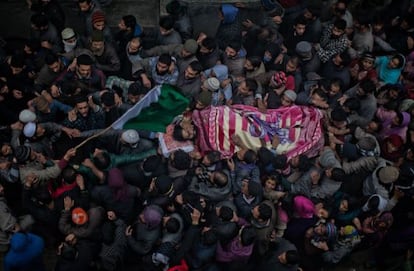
[0,0,414,270]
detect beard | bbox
[156,68,168,76]
[92,46,104,56]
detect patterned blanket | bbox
[192,105,324,160]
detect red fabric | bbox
[49,181,77,199]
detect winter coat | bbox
[58,206,105,238]
[99,219,128,271]
[256,237,299,271]
[3,233,45,271]
[188,171,232,203]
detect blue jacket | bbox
[4,233,45,271]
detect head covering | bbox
[378,166,399,184]
[183,39,198,54]
[71,207,88,225]
[270,71,287,87]
[154,175,173,195]
[14,145,31,163]
[92,10,105,25]
[23,122,37,138]
[7,233,44,264]
[296,41,312,60]
[340,142,359,161]
[326,222,337,241]
[61,28,75,40]
[374,211,394,230]
[306,72,323,81]
[357,137,377,151]
[361,53,375,62]
[293,195,315,218]
[142,205,163,229]
[91,30,104,42]
[77,54,93,65]
[197,91,212,106]
[19,109,37,123]
[34,95,49,113]
[203,78,220,91]
[166,0,184,15]
[283,90,297,102]
[101,91,115,106]
[108,168,129,202]
[248,180,262,197]
[121,129,140,145]
[342,225,359,239]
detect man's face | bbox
[159,27,172,36]
[180,48,192,58]
[184,66,198,80]
[36,125,46,137]
[200,45,212,55]
[48,60,61,73]
[361,59,374,70]
[156,61,169,75]
[12,89,23,99]
[333,54,343,66]
[251,205,260,220]
[76,101,89,117]
[278,252,287,264]
[388,57,400,69]
[225,47,237,58]
[128,39,141,54]
[244,60,254,72]
[11,66,23,75]
[128,94,142,104]
[241,179,249,195]
[294,24,306,36]
[237,81,250,96]
[286,60,297,73]
[78,2,91,12]
[91,41,104,54]
[77,64,91,78]
[365,121,379,134]
[331,27,345,39]
[356,87,367,98]
[93,21,105,31]
[118,19,127,31]
[303,9,313,21]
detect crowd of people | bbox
[0,0,414,270]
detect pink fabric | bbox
[192,105,324,160]
[293,195,315,218]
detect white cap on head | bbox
[23,122,37,138]
[19,109,36,123]
[121,129,140,146]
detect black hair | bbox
[273,154,287,169]
[78,0,91,4]
[245,79,258,92]
[34,186,53,205]
[294,14,308,26]
[201,37,217,50]
[343,97,360,111]
[247,56,262,68]
[143,155,162,172]
[219,206,233,221]
[258,203,272,221]
[189,61,203,73]
[158,53,172,66]
[62,166,77,184]
[286,250,301,265]
[202,229,217,245]
[240,226,257,246]
[312,88,328,101]
[10,54,25,68]
[172,125,185,141]
[339,50,352,67]
[331,108,348,122]
[122,15,137,29]
[45,53,59,66]
[306,5,321,18]
[213,171,228,188]
[172,149,191,170]
[31,13,48,28]
[227,40,242,52]
[383,100,399,111]
[243,149,257,164]
[159,15,175,31]
[93,152,111,170]
[333,19,347,31]
[165,217,180,233]
[392,54,405,69]
[205,151,221,164]
[77,54,94,66]
[297,154,312,171]
[330,78,344,91]
[128,81,147,95]
[359,79,376,94]
[331,168,346,182]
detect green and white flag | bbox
[111,84,189,132]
